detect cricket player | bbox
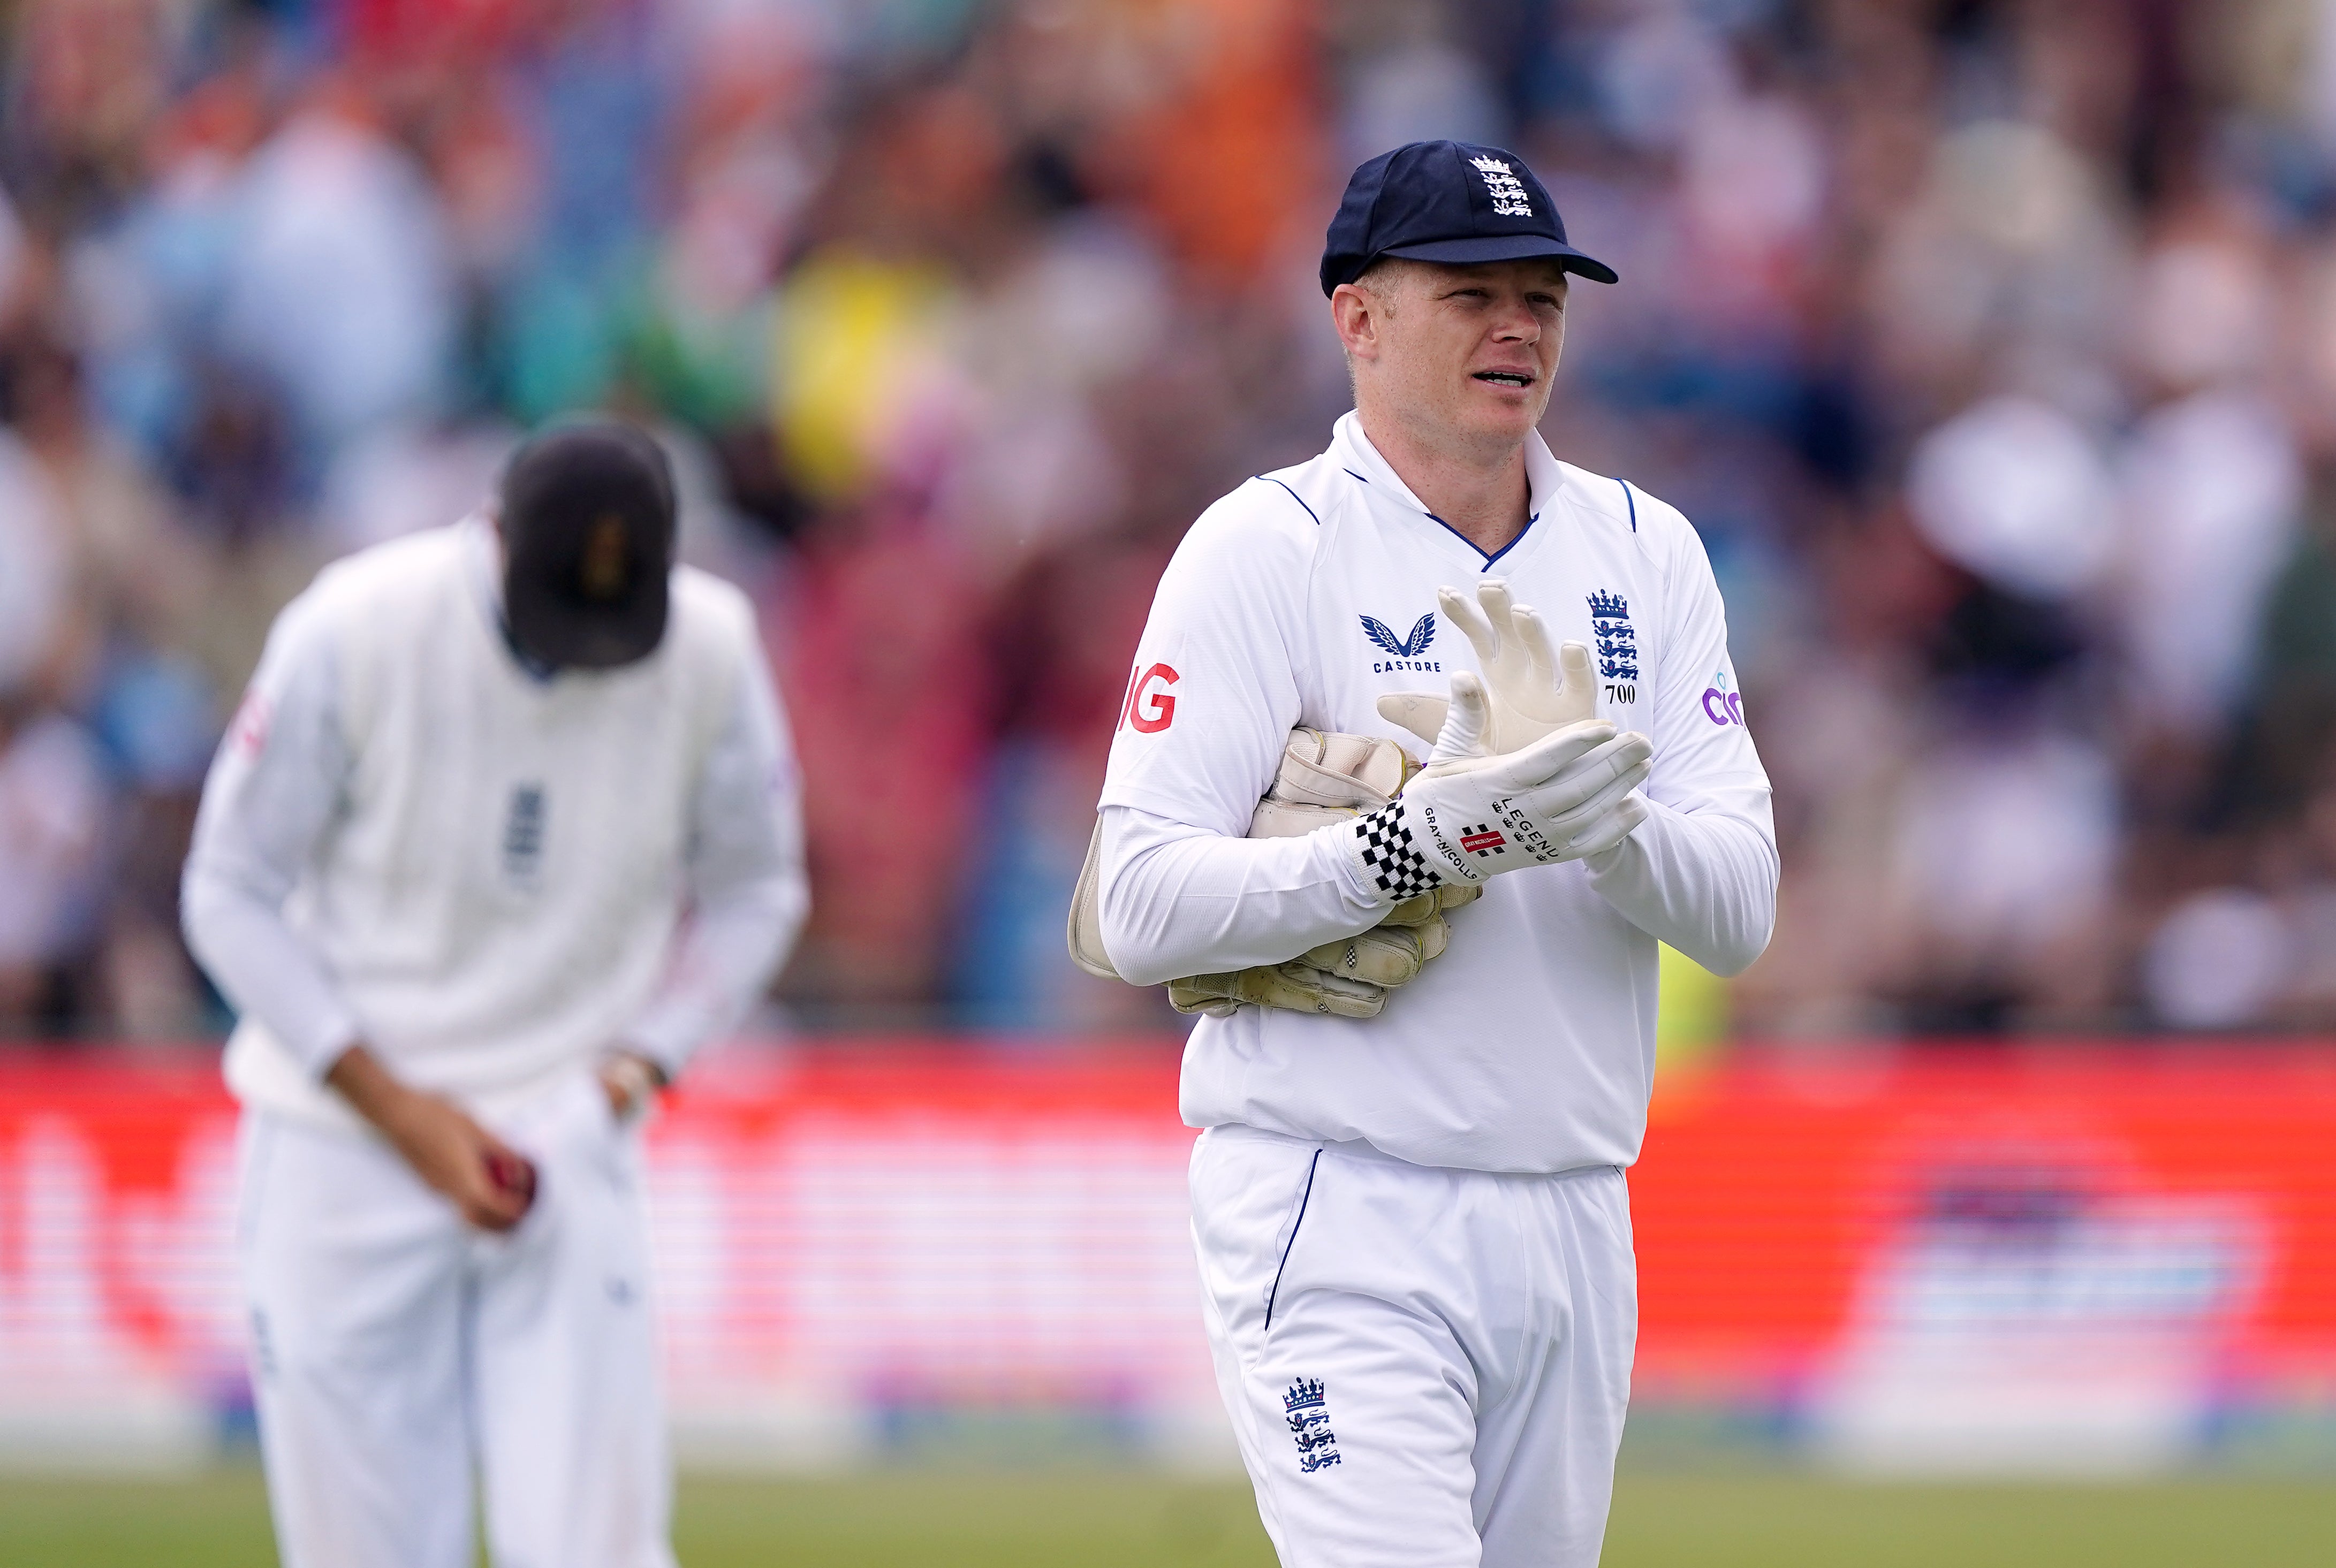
[181,420,807,1568]
[1092,142,1777,1565]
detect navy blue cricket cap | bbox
[1319,140,1617,297]
[497,418,678,672]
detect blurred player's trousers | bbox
[234,1071,676,1568]
[1192,1125,1635,1568]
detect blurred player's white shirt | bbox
[184,519,807,1136]
[1098,412,1776,1175]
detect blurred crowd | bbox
[5,0,2336,1044]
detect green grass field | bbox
[2,1467,2331,1566]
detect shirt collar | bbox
[1329,410,1560,561]
[460,511,501,606]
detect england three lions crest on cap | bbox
[1470,155,1534,218]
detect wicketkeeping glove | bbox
[1348,672,1652,901]
[1375,578,1599,754]
[1166,874,1473,1018]
[1067,727,1480,1019]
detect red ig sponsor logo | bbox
[1119,663,1180,733]
[229,690,274,757]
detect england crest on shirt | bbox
[1588,589,1638,702]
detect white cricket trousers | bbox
[1192,1125,1636,1568]
[234,1071,676,1568]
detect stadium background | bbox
[2,0,2335,1562]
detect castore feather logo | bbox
[1360,612,1440,673]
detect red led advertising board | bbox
[0,1048,2329,1469]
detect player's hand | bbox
[1376,580,1599,755]
[382,1093,536,1232]
[1347,674,1651,900]
[597,1051,666,1121]
[325,1046,536,1232]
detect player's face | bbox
[1380,260,1568,450]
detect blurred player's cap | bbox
[1320,140,1617,296]
[497,420,677,671]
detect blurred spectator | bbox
[2143,886,2292,1030]
[0,705,110,1031]
[316,418,517,554]
[1886,721,2121,1033]
[0,180,24,313]
[1906,394,2116,603]
[0,427,67,695]
[218,87,457,459]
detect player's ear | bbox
[1332,283,1382,362]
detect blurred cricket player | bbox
[181,419,807,1568]
[1090,142,1778,1565]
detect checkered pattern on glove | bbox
[1350,801,1445,901]
[1344,674,1654,907]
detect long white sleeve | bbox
[1096,806,1382,986]
[621,650,808,1076]
[181,598,362,1076]
[1584,791,1776,976]
[1583,486,1776,977]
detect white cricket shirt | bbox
[183,519,808,1135]
[1096,413,1776,1174]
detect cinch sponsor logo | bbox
[1702,669,1745,727]
[1119,663,1180,733]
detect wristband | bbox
[1349,800,1453,901]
